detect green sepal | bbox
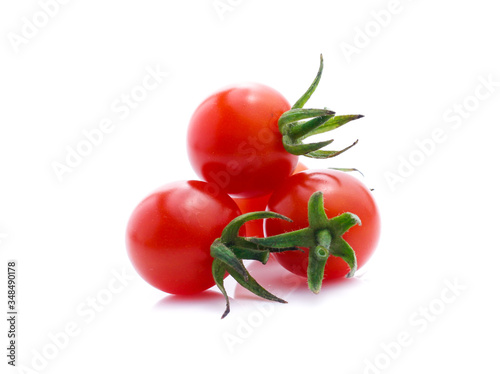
[329,239,358,278]
[283,137,334,156]
[292,54,323,109]
[326,212,361,278]
[212,257,287,319]
[279,108,335,133]
[225,264,287,306]
[211,239,248,281]
[308,191,330,229]
[287,114,336,140]
[299,115,364,140]
[212,259,231,319]
[327,212,361,236]
[231,246,270,264]
[304,139,359,159]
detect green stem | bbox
[308,229,332,293]
[220,211,291,244]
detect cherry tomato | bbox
[187,83,298,199]
[265,169,380,279]
[233,162,308,237]
[126,181,243,295]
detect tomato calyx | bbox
[211,191,362,318]
[279,54,364,159]
[249,191,361,294]
[210,211,299,319]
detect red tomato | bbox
[233,162,309,237]
[126,181,243,295]
[187,83,298,199]
[265,169,380,279]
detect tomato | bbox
[265,169,380,279]
[187,83,298,199]
[233,162,308,237]
[126,181,243,295]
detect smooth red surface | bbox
[233,162,309,237]
[187,83,298,198]
[126,181,242,295]
[265,170,381,279]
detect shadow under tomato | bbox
[233,256,368,302]
[233,257,308,301]
[153,289,226,312]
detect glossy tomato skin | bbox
[265,170,381,279]
[126,181,242,295]
[187,83,298,199]
[233,162,309,237]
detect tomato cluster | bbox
[126,56,380,317]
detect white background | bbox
[1,0,499,373]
